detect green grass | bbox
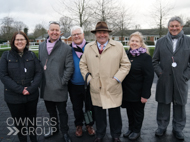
[0,47,155,58]
[32,50,39,58]
[0,45,9,48]
[0,49,38,58]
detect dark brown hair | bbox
[10,31,29,52]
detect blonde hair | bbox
[128,31,149,54]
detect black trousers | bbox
[94,106,122,139]
[68,81,94,127]
[44,101,69,134]
[125,101,145,133]
[7,99,38,142]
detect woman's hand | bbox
[141,97,147,103]
[22,87,29,95]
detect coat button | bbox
[99,87,101,89]
[96,55,98,57]
[26,59,28,61]
[5,89,7,91]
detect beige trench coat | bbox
[80,39,131,109]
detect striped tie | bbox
[100,44,104,51]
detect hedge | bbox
[149,47,155,57]
[0,48,10,57]
[0,49,39,58]
[0,47,155,58]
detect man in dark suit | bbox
[152,16,190,140]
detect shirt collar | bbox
[97,41,108,50]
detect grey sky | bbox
[0,0,190,33]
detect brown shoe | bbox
[75,126,83,137]
[86,125,96,136]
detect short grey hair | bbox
[70,26,84,35]
[168,16,184,27]
[49,21,60,29]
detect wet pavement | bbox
[0,76,190,142]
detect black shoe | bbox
[155,128,166,137]
[112,137,121,142]
[63,133,72,142]
[94,137,102,142]
[30,135,38,142]
[44,129,59,138]
[172,130,184,140]
[123,130,132,138]
[128,132,140,140]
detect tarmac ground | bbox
[0,76,190,142]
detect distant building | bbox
[111,27,190,45]
[35,27,190,45]
[35,34,48,43]
[61,32,72,45]
[35,33,72,45]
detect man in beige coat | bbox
[80,21,131,142]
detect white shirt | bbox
[172,39,178,52]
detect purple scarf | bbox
[130,47,147,56]
[72,39,86,58]
[46,37,59,55]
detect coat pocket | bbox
[25,58,35,78]
[8,59,19,68]
[90,78,100,93]
[8,60,19,78]
[106,78,121,95]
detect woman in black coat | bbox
[0,31,43,142]
[122,31,154,140]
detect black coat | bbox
[122,51,154,104]
[0,50,43,104]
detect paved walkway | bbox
[0,76,190,142]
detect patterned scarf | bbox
[130,47,147,56]
[72,39,86,58]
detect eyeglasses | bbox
[15,39,26,42]
[72,33,82,37]
[49,21,60,26]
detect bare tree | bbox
[113,6,132,42]
[184,18,190,27]
[0,16,29,42]
[14,21,27,31]
[0,17,15,41]
[92,0,120,29]
[33,24,47,39]
[54,0,92,27]
[151,0,173,37]
[59,16,73,34]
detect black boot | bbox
[63,133,72,142]
[44,127,59,138]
